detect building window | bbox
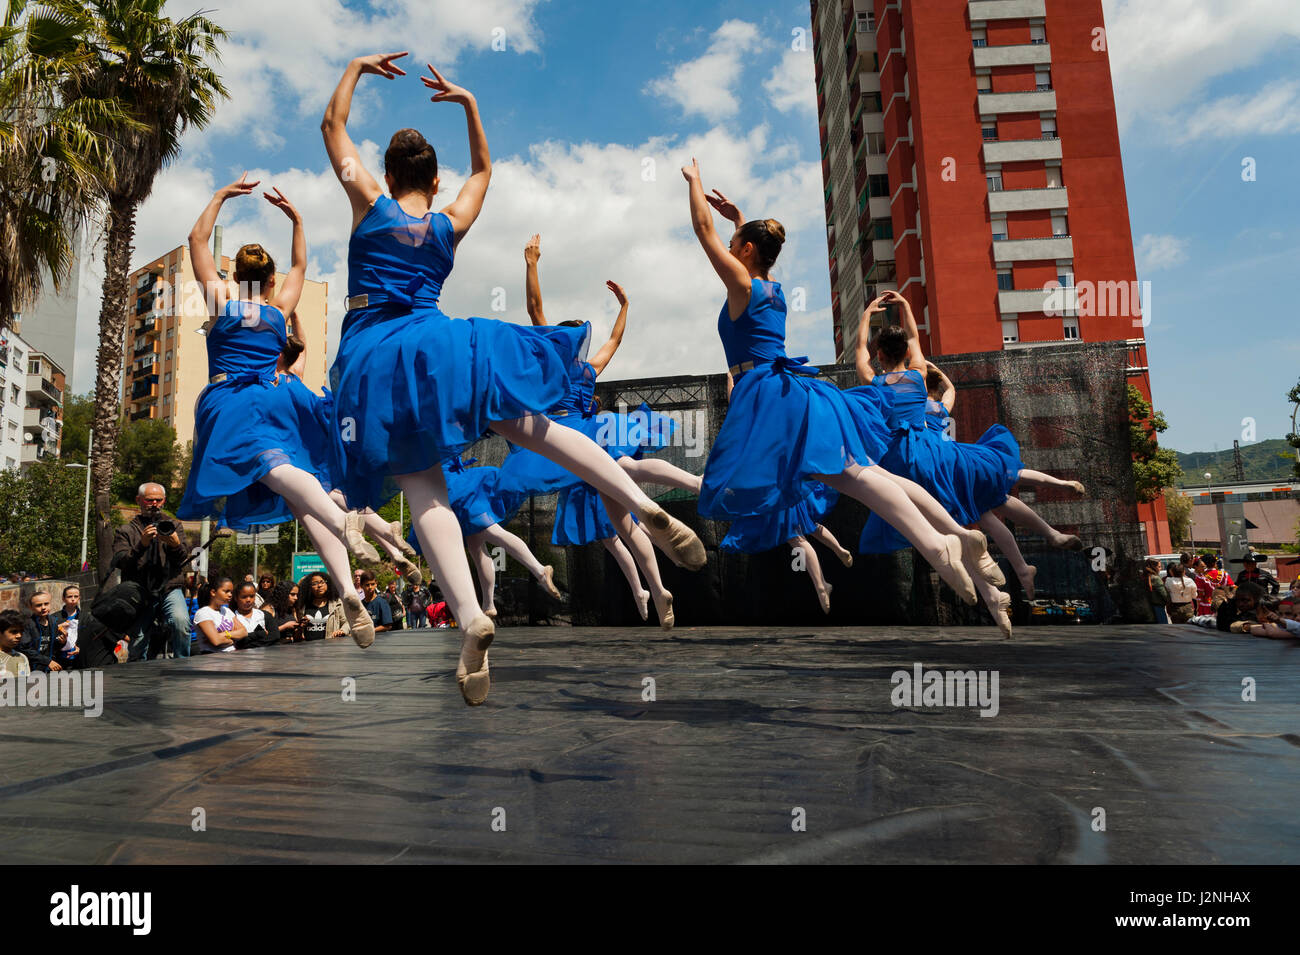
[1046,166,1063,188]
[1035,68,1051,91]
[8,385,17,405]
[1030,24,1046,44]
[165,350,172,361]
[868,174,890,198]
[28,359,40,374]
[981,124,998,141]
[164,372,172,383]
[866,131,887,154]
[857,11,875,33]
[862,92,883,113]
[971,28,987,48]
[1041,117,1057,139]
[1063,317,1080,340]
[870,218,894,240]
[997,270,1014,291]
[166,327,174,339]
[976,73,992,92]
[986,173,1003,192]
[1058,270,1074,288]
[163,394,170,405]
[991,217,1008,241]
[1051,214,1068,236]
[1001,319,1020,344]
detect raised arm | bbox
[264,187,306,315]
[524,234,546,325]
[856,296,887,385]
[188,174,258,319]
[681,159,751,318]
[424,65,491,238]
[589,282,628,375]
[927,361,957,414]
[322,54,402,230]
[882,289,926,371]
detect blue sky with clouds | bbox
[69,0,1300,456]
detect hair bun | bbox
[764,219,786,244]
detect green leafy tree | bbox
[1128,385,1182,503]
[1163,488,1193,548]
[50,0,229,578]
[58,391,93,461]
[1287,378,1300,480]
[113,415,178,501]
[0,457,97,575]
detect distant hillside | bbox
[1176,438,1297,487]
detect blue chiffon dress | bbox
[177,299,331,529]
[720,481,839,553]
[859,369,1023,553]
[698,279,892,519]
[328,196,590,510]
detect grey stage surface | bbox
[1,624,1295,864]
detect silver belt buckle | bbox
[344,293,369,311]
[209,373,227,384]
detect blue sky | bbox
[68,0,1300,456]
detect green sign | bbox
[291,552,327,580]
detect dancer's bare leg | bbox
[618,457,702,493]
[602,494,673,629]
[810,523,853,568]
[466,531,498,616]
[979,512,1036,598]
[396,466,494,705]
[971,569,1012,638]
[791,535,832,614]
[491,414,704,570]
[994,496,1082,550]
[477,523,561,599]
[815,464,976,604]
[881,470,1001,584]
[1014,469,1085,495]
[602,536,649,620]
[262,465,375,647]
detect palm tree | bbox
[50,0,227,576]
[0,0,131,328]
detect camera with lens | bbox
[145,513,177,536]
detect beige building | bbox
[124,245,329,450]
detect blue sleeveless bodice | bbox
[717,279,790,369]
[206,299,286,379]
[552,359,597,416]
[347,196,454,311]
[874,369,929,432]
[924,398,948,433]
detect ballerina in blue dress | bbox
[682,161,1002,604]
[322,54,704,704]
[178,177,377,649]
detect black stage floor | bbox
[1,623,1296,864]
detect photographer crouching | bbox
[112,482,191,661]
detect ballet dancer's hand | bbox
[880,289,904,305]
[863,294,888,318]
[218,172,259,201]
[606,280,627,305]
[422,64,474,105]
[706,188,741,223]
[263,187,301,223]
[681,158,701,183]
[524,234,541,264]
[355,51,408,79]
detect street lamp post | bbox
[64,432,93,573]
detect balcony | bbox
[969,0,1046,20]
[133,337,159,357]
[129,408,154,422]
[22,408,61,437]
[988,185,1068,214]
[998,286,1078,315]
[978,90,1057,115]
[983,137,1062,164]
[134,316,159,337]
[972,42,1051,69]
[993,235,1075,263]
[132,357,159,378]
[25,374,62,406]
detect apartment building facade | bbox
[0,329,65,471]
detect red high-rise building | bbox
[812,0,1169,552]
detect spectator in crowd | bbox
[1189,556,1215,616]
[359,570,393,634]
[1143,559,1171,623]
[265,580,304,642]
[255,573,276,609]
[1164,562,1198,624]
[112,482,192,660]
[383,580,405,631]
[49,585,83,670]
[1216,581,1266,633]
[403,580,430,629]
[1,608,31,678]
[1245,596,1300,639]
[427,598,453,628]
[193,577,245,653]
[1233,553,1279,595]
[19,590,61,672]
[297,572,349,641]
[231,581,280,648]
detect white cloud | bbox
[646,20,764,122]
[1102,0,1300,135]
[1135,233,1188,273]
[764,46,817,115]
[1174,80,1300,142]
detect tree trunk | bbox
[92,195,136,580]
